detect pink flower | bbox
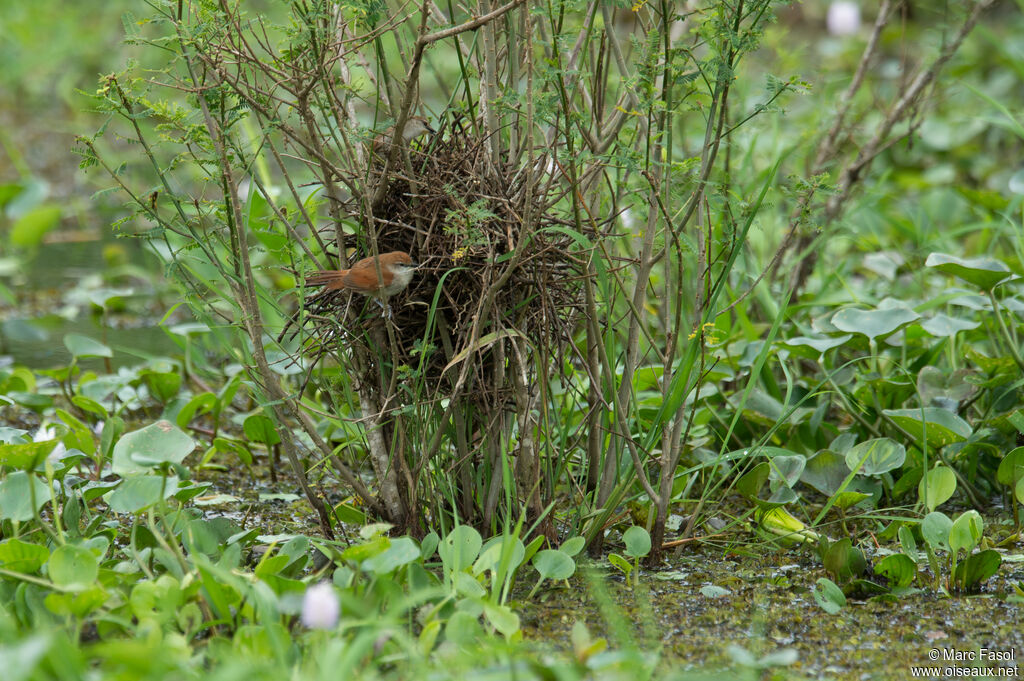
[301,582,340,629]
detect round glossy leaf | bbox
[949,510,983,557]
[0,440,58,470]
[768,454,806,489]
[925,253,1013,291]
[475,537,526,575]
[783,334,852,354]
[953,550,1001,591]
[0,471,51,521]
[996,447,1024,487]
[845,438,906,476]
[559,536,586,557]
[48,543,99,590]
[921,512,953,551]
[363,537,420,575]
[874,554,917,588]
[0,538,50,573]
[918,467,957,512]
[832,491,872,510]
[883,408,972,449]
[919,314,980,338]
[111,420,196,475]
[243,413,281,446]
[813,577,846,614]
[104,474,180,513]
[63,333,112,359]
[801,449,848,497]
[831,307,919,340]
[823,538,866,582]
[483,602,520,638]
[533,549,576,580]
[622,526,652,559]
[438,525,482,573]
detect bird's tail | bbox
[304,270,346,289]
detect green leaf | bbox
[0,471,51,521]
[996,447,1024,487]
[920,314,980,338]
[362,537,420,575]
[111,420,196,475]
[949,510,983,557]
[874,553,917,588]
[0,440,58,470]
[607,553,631,575]
[0,538,50,573]
[483,602,520,638]
[823,538,866,582]
[812,577,846,614]
[783,334,852,354]
[63,333,112,359]
[883,408,972,449]
[243,413,281,446]
[11,204,62,248]
[438,525,482,573]
[104,474,179,513]
[925,253,1014,291]
[919,467,957,512]
[845,438,905,476]
[622,526,652,558]
[533,549,576,581]
[831,306,919,340]
[48,543,99,591]
[801,449,848,497]
[953,550,1001,590]
[559,536,586,557]
[832,491,871,510]
[921,512,952,551]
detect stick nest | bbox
[295,115,593,389]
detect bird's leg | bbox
[373,297,392,320]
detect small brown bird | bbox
[306,251,418,299]
[370,116,434,155]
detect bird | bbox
[369,116,434,156]
[305,251,418,301]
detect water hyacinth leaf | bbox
[874,554,917,588]
[832,491,871,510]
[736,461,770,500]
[11,204,62,248]
[831,306,919,340]
[0,538,50,573]
[63,333,113,359]
[111,420,196,475]
[949,510,983,557]
[533,549,576,580]
[243,413,281,446]
[622,526,652,559]
[883,408,971,449]
[363,537,420,575]
[559,536,586,557]
[483,602,520,638]
[801,449,848,496]
[104,474,180,513]
[438,525,482,573]
[953,550,1002,590]
[0,440,58,470]
[0,471,51,521]
[921,512,953,551]
[784,334,853,355]
[925,253,1014,290]
[475,537,526,575]
[420,532,439,560]
[47,543,99,591]
[813,577,846,614]
[768,454,805,489]
[823,538,866,582]
[844,438,905,476]
[996,447,1024,487]
[918,467,957,512]
[920,314,980,338]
